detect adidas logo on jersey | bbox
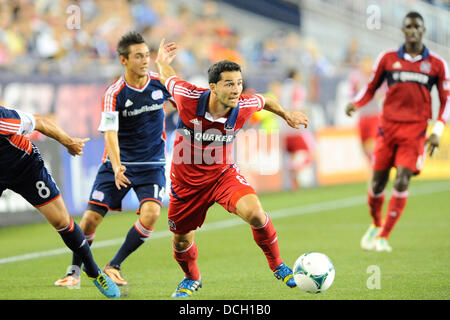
[125,99,133,107]
[392,61,402,69]
[190,118,200,126]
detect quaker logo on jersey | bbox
[193,131,235,144]
[151,90,163,100]
[178,121,236,145]
[392,71,429,84]
[420,61,431,73]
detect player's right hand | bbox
[114,165,131,190]
[66,138,90,156]
[345,103,357,117]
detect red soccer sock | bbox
[173,242,200,280]
[379,189,408,239]
[368,189,385,228]
[251,213,283,272]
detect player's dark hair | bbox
[207,60,242,84]
[117,31,146,58]
[404,11,424,23]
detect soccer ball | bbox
[293,252,335,293]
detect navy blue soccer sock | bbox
[71,232,94,269]
[57,218,99,278]
[109,219,152,267]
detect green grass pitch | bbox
[0,180,449,300]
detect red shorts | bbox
[373,119,427,174]
[168,165,255,234]
[358,115,379,144]
[285,134,308,153]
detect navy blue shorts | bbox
[0,151,60,207]
[87,162,166,216]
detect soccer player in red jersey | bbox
[155,39,308,297]
[346,12,449,252]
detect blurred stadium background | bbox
[0,0,449,227]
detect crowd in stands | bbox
[0,0,332,80]
[0,0,447,126]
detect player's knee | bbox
[139,202,161,228]
[173,237,192,252]
[52,215,71,231]
[80,210,103,233]
[371,180,386,195]
[243,207,266,228]
[393,175,410,192]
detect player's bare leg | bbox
[38,195,71,230]
[79,210,104,235]
[235,193,296,288]
[171,231,202,298]
[376,166,413,251]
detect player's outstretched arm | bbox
[34,114,89,156]
[262,94,308,129]
[155,38,178,86]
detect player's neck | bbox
[124,72,148,89]
[404,42,423,58]
[208,98,231,120]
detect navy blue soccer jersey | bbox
[98,72,174,168]
[0,106,36,182]
[0,106,60,206]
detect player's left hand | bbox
[285,110,308,129]
[65,138,90,156]
[156,38,178,65]
[425,133,439,157]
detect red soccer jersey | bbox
[352,46,450,124]
[165,76,265,187]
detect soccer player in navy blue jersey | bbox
[0,106,120,298]
[55,32,175,287]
